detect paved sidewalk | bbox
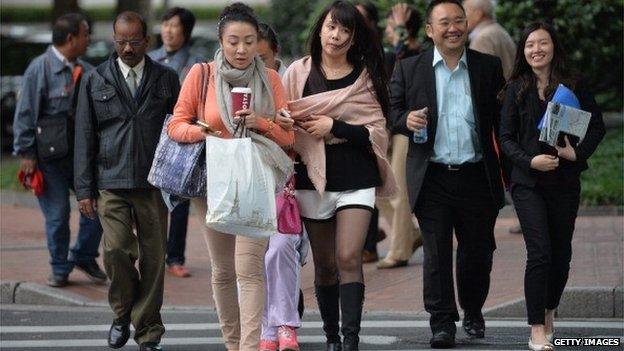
[1,199,622,315]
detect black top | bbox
[499,79,606,188]
[295,65,381,191]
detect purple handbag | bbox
[276,177,302,235]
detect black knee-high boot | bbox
[315,284,342,351]
[340,282,365,351]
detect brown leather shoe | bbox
[376,257,408,269]
[167,264,191,278]
[412,236,423,253]
[362,250,378,263]
[376,229,387,243]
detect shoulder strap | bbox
[198,63,210,121]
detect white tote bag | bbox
[204,135,277,238]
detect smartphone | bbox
[194,120,221,136]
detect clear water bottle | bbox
[411,107,429,144]
[413,127,427,143]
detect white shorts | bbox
[295,188,376,221]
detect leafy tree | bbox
[269,0,318,57]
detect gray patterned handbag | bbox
[148,63,209,198]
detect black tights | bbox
[305,208,372,285]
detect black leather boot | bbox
[315,284,342,351]
[340,282,365,351]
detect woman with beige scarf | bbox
[167,3,294,351]
[282,2,396,350]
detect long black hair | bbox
[308,1,389,116]
[501,21,576,103]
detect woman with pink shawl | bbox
[282,2,396,350]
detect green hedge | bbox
[580,126,624,206]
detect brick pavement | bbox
[1,203,622,312]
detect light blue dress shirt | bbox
[430,47,482,164]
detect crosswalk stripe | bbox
[1,320,621,334]
[0,335,398,348]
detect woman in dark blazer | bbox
[499,21,605,351]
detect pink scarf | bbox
[282,57,396,197]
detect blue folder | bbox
[538,84,580,129]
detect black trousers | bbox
[166,200,190,266]
[414,162,498,333]
[511,181,580,325]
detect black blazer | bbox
[498,79,605,187]
[390,48,507,211]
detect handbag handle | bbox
[198,63,210,121]
[232,116,248,139]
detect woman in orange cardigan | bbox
[167,3,294,351]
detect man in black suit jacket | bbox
[390,0,505,348]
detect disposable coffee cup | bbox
[231,87,252,115]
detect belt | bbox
[430,161,481,172]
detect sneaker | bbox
[167,264,191,278]
[277,326,300,351]
[260,339,279,351]
[75,261,107,283]
[47,273,68,287]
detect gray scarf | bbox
[213,49,293,190]
[214,48,275,130]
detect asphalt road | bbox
[1,305,623,350]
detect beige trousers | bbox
[192,198,268,351]
[387,134,422,261]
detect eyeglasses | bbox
[114,39,145,48]
[430,18,467,29]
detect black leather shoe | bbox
[75,261,107,283]
[462,312,485,338]
[430,331,455,349]
[107,323,130,349]
[47,273,68,287]
[139,342,163,351]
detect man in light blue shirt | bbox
[430,46,482,165]
[389,0,506,347]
